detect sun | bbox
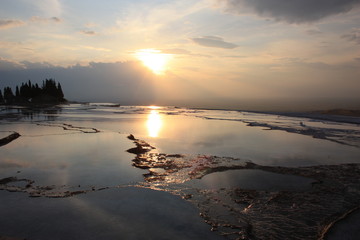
[135,49,171,75]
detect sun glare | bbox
[135,49,171,75]
[147,109,162,138]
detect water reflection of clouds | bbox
[147,109,162,138]
[0,158,30,168]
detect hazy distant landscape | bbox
[1,1,360,239]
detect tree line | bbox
[0,79,66,105]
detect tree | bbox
[0,89,3,103]
[57,82,64,99]
[20,82,31,99]
[34,83,41,97]
[2,79,66,104]
[3,87,15,104]
[15,86,20,97]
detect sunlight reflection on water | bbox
[147,109,162,138]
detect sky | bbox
[0,0,360,110]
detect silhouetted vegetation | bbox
[0,79,66,105]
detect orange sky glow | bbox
[1,0,360,110]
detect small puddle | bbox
[187,169,314,191]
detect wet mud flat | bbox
[128,137,360,240]
[1,105,360,239]
[0,134,359,239]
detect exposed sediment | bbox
[245,121,360,148]
[126,135,360,240]
[126,134,246,183]
[0,176,109,198]
[126,134,155,154]
[36,123,100,133]
[193,112,360,148]
[0,133,358,239]
[189,163,360,240]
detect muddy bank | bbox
[240,109,360,125]
[127,135,360,240]
[245,121,360,148]
[36,123,100,133]
[192,163,360,240]
[0,176,109,198]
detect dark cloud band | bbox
[219,0,360,23]
[191,36,238,49]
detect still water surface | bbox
[1,104,359,239]
[1,104,360,191]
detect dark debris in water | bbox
[0,132,20,147]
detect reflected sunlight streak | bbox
[147,109,162,137]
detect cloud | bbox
[52,17,61,22]
[0,17,61,31]
[161,48,212,58]
[162,48,192,55]
[224,55,247,58]
[0,61,157,104]
[20,61,55,69]
[32,0,62,17]
[342,28,360,44]
[218,0,360,23]
[80,30,97,36]
[30,16,62,23]
[0,58,25,71]
[306,29,323,35]
[191,36,238,49]
[1,58,359,110]
[80,45,110,52]
[0,19,25,30]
